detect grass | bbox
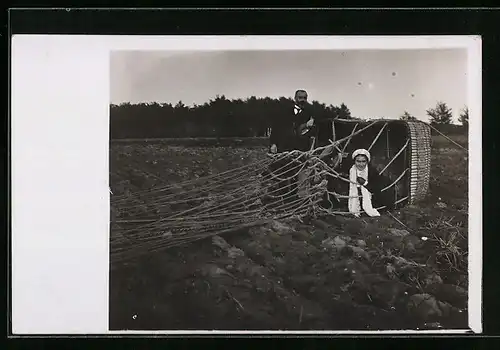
[425,215,467,273]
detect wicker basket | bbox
[406,121,432,204]
[308,118,433,210]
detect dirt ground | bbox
[109,137,469,331]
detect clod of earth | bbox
[371,280,412,307]
[423,272,443,287]
[335,258,372,276]
[347,245,370,261]
[344,220,364,236]
[228,247,245,259]
[356,239,367,249]
[311,219,331,231]
[387,228,410,237]
[321,236,350,252]
[380,255,426,276]
[423,322,443,329]
[213,236,231,251]
[201,264,235,279]
[339,235,353,243]
[408,293,453,321]
[386,264,397,279]
[392,256,426,269]
[401,235,423,253]
[424,283,468,309]
[349,271,411,307]
[270,220,294,234]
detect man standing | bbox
[269,89,315,153]
[267,90,316,204]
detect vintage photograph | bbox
[109,47,471,331]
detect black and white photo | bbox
[11,35,482,335]
[108,41,479,332]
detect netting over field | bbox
[110,120,432,264]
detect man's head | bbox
[294,89,308,108]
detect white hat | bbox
[352,148,371,162]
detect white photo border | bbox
[10,35,482,335]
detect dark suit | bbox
[266,105,315,205]
[269,105,315,153]
[363,164,396,210]
[349,163,396,211]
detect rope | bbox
[110,118,444,263]
[111,162,327,256]
[379,139,409,175]
[112,156,274,202]
[368,122,388,151]
[426,122,468,151]
[381,168,410,192]
[114,153,305,218]
[342,123,358,153]
[112,163,325,241]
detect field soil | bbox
[109,137,469,331]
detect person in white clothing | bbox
[348,149,381,217]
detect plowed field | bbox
[109,137,469,331]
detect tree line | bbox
[110,95,352,139]
[110,95,468,139]
[399,102,468,136]
[400,101,469,126]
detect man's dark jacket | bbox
[269,105,315,152]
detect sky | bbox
[110,49,468,123]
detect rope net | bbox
[110,120,430,264]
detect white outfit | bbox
[348,149,380,217]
